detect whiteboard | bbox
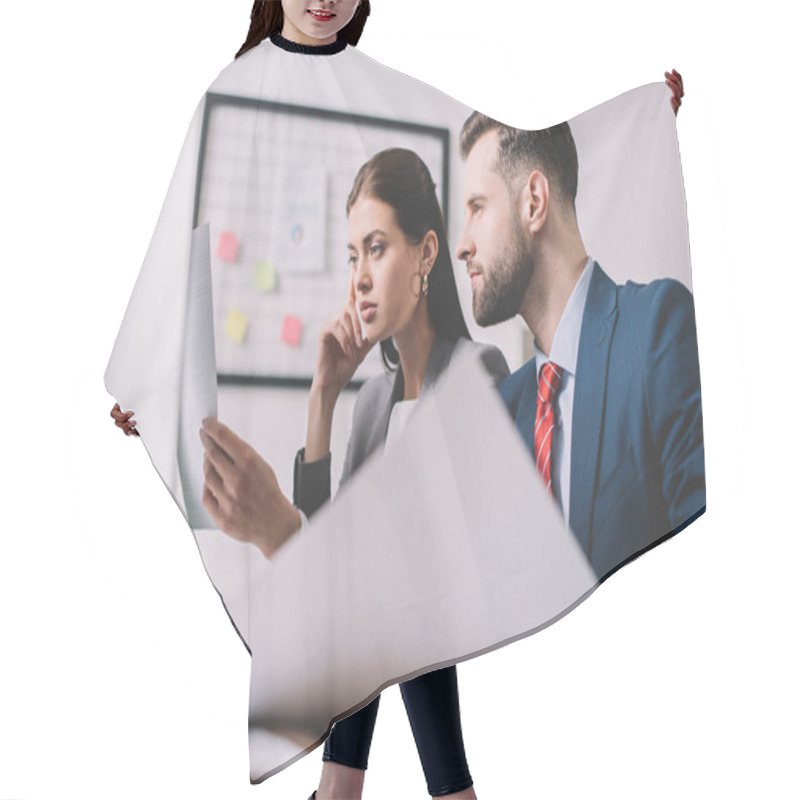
[193,93,450,388]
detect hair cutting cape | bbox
[105,34,705,782]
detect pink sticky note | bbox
[281,314,303,347]
[216,231,239,263]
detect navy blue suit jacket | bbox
[500,264,706,579]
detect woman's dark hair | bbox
[236,1,371,59]
[346,148,472,372]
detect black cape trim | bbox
[270,32,347,55]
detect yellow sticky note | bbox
[223,308,248,344]
[256,260,277,292]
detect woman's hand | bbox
[311,278,374,403]
[665,69,684,115]
[304,280,375,463]
[200,418,301,560]
[110,403,139,436]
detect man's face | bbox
[456,130,534,327]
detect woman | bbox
[292,147,510,800]
[198,145,508,800]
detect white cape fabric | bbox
[105,35,705,782]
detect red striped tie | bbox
[534,362,563,497]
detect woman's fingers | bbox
[318,318,338,352]
[349,303,363,348]
[201,418,245,464]
[324,297,365,361]
[356,331,373,358]
[112,403,139,436]
[317,300,368,389]
[665,69,683,116]
[328,314,352,360]
[200,438,242,532]
[321,314,352,359]
[200,428,238,489]
[203,453,225,498]
[111,403,139,436]
[343,292,363,348]
[201,481,223,525]
[339,312,358,360]
[339,301,374,364]
[665,69,684,97]
[665,70,683,89]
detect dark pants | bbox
[322,665,473,797]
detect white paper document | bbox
[245,349,598,782]
[177,222,218,529]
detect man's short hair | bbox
[459,113,579,211]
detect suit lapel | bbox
[373,367,403,447]
[569,264,618,557]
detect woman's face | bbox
[347,196,431,343]
[281,1,361,45]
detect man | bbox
[455,110,705,580]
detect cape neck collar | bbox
[269,32,348,56]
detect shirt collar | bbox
[533,256,595,378]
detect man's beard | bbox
[472,220,534,327]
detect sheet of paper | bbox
[245,349,598,781]
[269,167,327,273]
[177,223,219,530]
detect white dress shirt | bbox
[385,398,418,452]
[532,256,595,530]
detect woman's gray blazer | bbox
[293,334,509,517]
